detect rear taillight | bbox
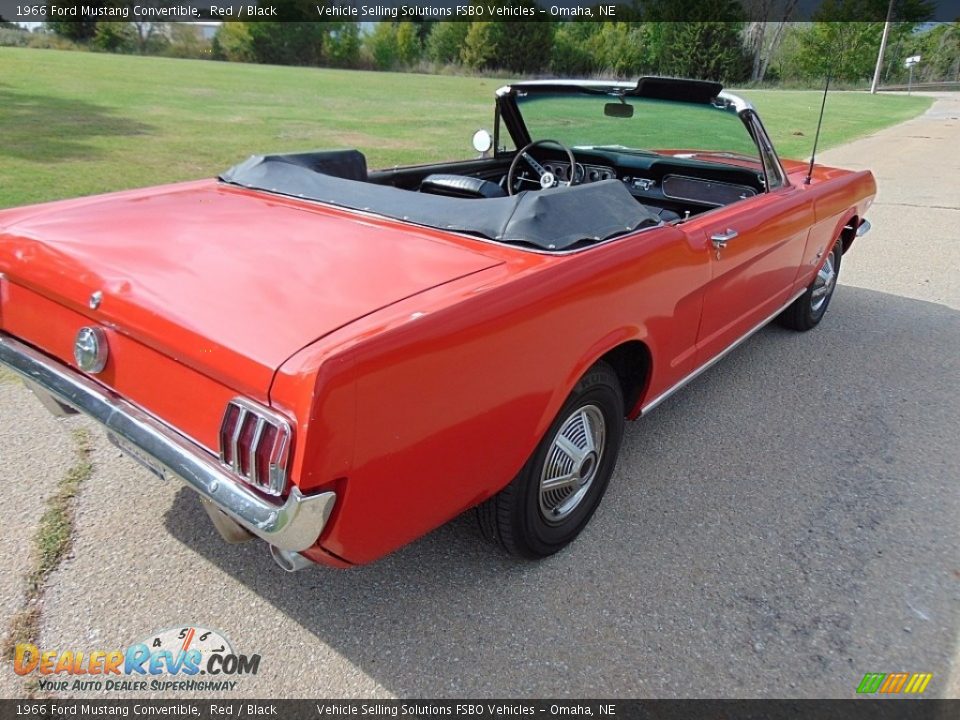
[218,398,292,496]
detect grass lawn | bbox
[0,47,934,209]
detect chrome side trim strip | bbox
[0,333,335,552]
[641,289,806,415]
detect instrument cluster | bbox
[542,161,616,184]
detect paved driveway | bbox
[1,94,958,699]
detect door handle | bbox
[710,228,739,249]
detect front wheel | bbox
[778,238,842,331]
[477,362,625,559]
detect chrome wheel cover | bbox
[811,250,838,313]
[538,404,606,524]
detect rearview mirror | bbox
[472,129,493,156]
[604,103,634,118]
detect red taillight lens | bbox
[236,415,258,477]
[219,403,242,467]
[218,398,292,496]
[254,423,279,489]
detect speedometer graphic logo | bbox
[134,625,234,666]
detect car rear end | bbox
[0,274,340,566]
[0,181,505,570]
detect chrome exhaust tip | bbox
[269,545,315,572]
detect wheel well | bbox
[597,341,652,416]
[841,215,859,254]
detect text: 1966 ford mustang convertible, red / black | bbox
[0,77,875,571]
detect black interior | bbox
[418,174,507,199]
[220,151,660,251]
[219,147,766,251]
[368,146,765,221]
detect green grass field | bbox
[0,47,934,209]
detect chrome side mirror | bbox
[472,129,493,157]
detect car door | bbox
[682,186,814,365]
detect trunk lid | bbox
[0,181,502,396]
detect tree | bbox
[426,22,469,64]
[395,21,421,66]
[654,22,751,81]
[165,24,212,59]
[795,22,887,80]
[493,21,554,73]
[742,0,801,82]
[406,19,434,44]
[918,22,960,82]
[642,0,745,22]
[462,15,554,73]
[130,21,168,55]
[243,1,330,66]
[365,22,400,70]
[47,1,98,41]
[587,22,649,77]
[461,22,497,70]
[550,22,600,76]
[891,21,960,83]
[92,22,135,53]
[247,22,326,66]
[639,0,750,81]
[788,0,935,82]
[325,22,360,68]
[212,22,255,62]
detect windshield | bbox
[515,92,761,166]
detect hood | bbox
[0,181,502,394]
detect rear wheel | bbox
[778,238,842,331]
[477,362,625,559]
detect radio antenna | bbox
[805,73,832,185]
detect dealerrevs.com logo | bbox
[13,626,260,693]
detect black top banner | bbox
[0,700,959,720]
[3,0,960,23]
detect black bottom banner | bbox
[1,700,958,720]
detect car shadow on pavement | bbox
[163,285,960,698]
[0,88,153,162]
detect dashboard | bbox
[520,150,765,216]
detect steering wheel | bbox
[506,139,578,196]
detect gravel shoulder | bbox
[0,380,78,696]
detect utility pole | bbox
[871,0,895,94]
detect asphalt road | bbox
[1,94,958,700]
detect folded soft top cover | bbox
[219,150,660,251]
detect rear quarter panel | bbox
[276,224,711,564]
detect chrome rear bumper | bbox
[0,332,334,552]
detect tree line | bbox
[8,0,957,86]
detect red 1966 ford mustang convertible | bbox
[0,78,875,571]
